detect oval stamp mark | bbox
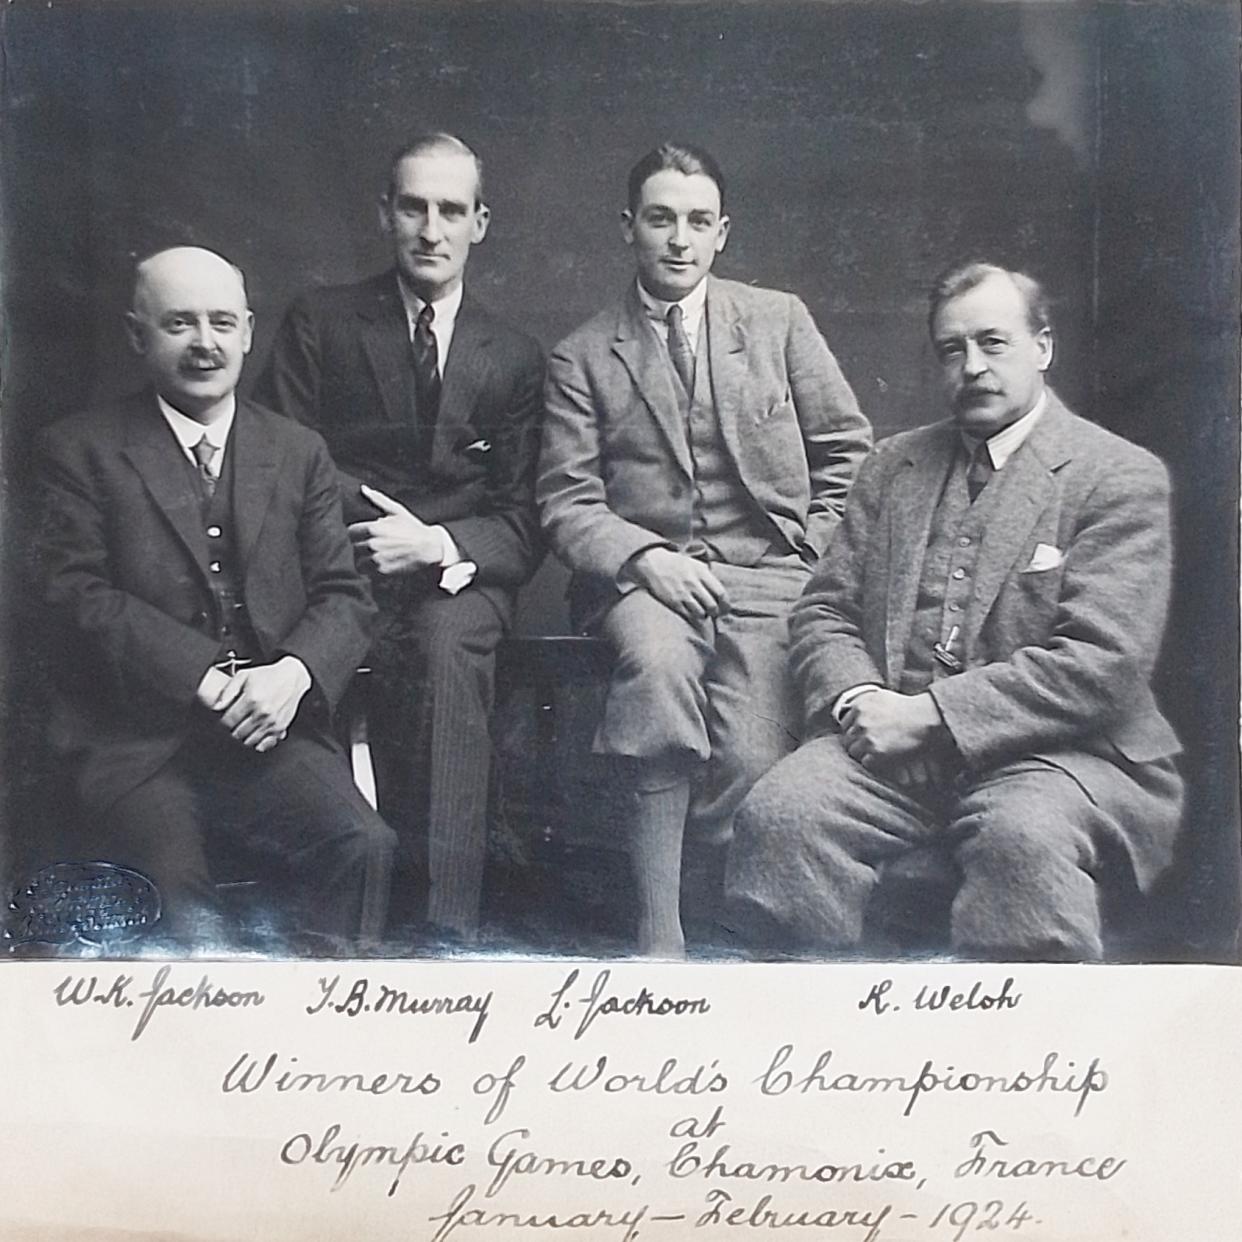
[5,861,161,952]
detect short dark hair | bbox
[928,260,1052,337]
[386,132,485,206]
[626,142,726,214]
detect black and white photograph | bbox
[2,5,1241,1241]
[2,0,1238,966]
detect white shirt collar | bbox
[963,389,1048,470]
[636,276,709,346]
[157,393,236,462]
[398,277,464,336]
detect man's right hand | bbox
[628,547,729,624]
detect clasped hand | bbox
[630,547,730,624]
[841,688,944,773]
[195,656,311,753]
[348,484,444,575]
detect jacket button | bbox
[206,525,222,538]
[209,561,222,573]
[952,568,966,580]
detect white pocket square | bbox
[1023,542,1065,573]
[463,438,492,454]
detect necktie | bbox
[966,440,994,503]
[192,435,220,496]
[412,303,442,456]
[666,303,696,395]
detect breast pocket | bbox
[753,391,796,426]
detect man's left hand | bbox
[842,688,945,768]
[209,656,312,751]
[349,484,443,575]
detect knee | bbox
[614,635,700,693]
[735,737,851,842]
[416,622,472,670]
[412,624,497,700]
[338,810,398,863]
[954,800,1095,876]
[734,764,788,845]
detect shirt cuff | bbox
[433,526,478,595]
[831,683,882,727]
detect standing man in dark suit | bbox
[37,246,395,948]
[255,133,544,941]
[538,142,872,956]
[728,261,1183,960]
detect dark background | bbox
[1,0,1238,957]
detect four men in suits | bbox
[538,143,873,955]
[255,133,544,941]
[37,246,396,947]
[32,150,1182,962]
[726,262,1183,960]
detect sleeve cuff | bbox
[434,526,478,595]
[831,683,882,727]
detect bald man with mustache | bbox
[36,246,396,949]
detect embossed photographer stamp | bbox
[4,861,161,953]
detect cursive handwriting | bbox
[534,968,710,1039]
[914,977,1022,1013]
[668,1141,918,1187]
[756,1046,1109,1117]
[548,1055,727,1097]
[280,1123,465,1196]
[131,965,263,1040]
[428,1183,647,1242]
[695,1189,891,1237]
[306,975,491,1043]
[222,1050,441,1097]
[484,1127,634,1199]
[956,1129,1126,1181]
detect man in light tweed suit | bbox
[727,261,1183,960]
[539,143,871,957]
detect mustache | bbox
[179,349,227,368]
[956,384,1001,401]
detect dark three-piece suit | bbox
[255,271,544,935]
[37,393,396,942]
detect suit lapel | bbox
[611,286,693,479]
[704,277,747,475]
[962,398,1071,653]
[121,395,211,583]
[434,298,494,469]
[357,272,415,426]
[884,425,958,683]
[229,401,282,576]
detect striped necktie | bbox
[412,302,442,458]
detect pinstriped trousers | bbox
[367,583,509,936]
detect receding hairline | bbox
[131,246,249,314]
[385,132,486,206]
[928,261,1052,337]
